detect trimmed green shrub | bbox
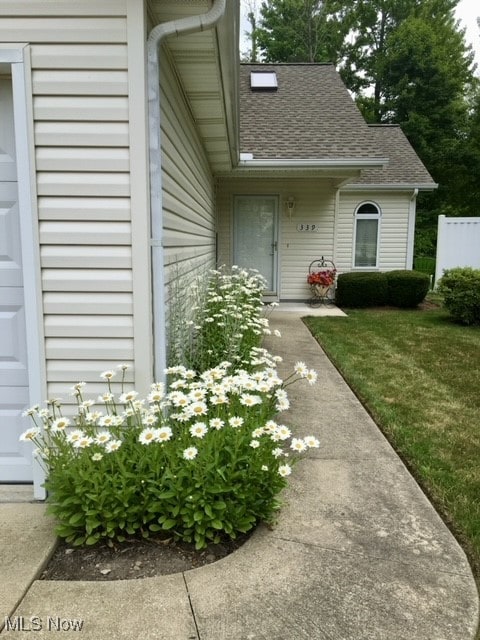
[437,267,480,325]
[335,272,388,308]
[385,270,430,308]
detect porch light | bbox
[285,196,296,219]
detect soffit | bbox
[148,0,238,174]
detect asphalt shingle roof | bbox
[239,63,436,187]
[352,125,436,186]
[240,63,384,161]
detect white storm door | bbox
[0,75,32,481]
[233,196,279,294]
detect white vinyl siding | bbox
[337,190,411,272]
[160,50,216,296]
[0,1,152,400]
[217,178,336,300]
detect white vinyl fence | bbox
[435,215,480,285]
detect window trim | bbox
[352,201,381,269]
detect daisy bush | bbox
[21,267,319,550]
[171,265,272,372]
[22,356,318,549]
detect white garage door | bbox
[0,75,32,481]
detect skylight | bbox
[250,71,278,91]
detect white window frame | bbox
[352,201,381,269]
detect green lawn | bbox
[304,306,480,588]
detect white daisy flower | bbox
[142,413,157,426]
[19,427,40,442]
[95,431,111,445]
[305,369,318,385]
[249,440,260,449]
[119,390,138,403]
[105,439,122,453]
[290,438,307,452]
[156,427,172,442]
[278,463,292,477]
[100,370,115,380]
[183,446,198,460]
[294,361,308,376]
[99,415,117,428]
[73,436,94,449]
[276,398,290,411]
[275,425,292,441]
[264,420,278,433]
[210,418,224,430]
[240,394,262,407]
[261,465,269,471]
[252,427,265,438]
[51,417,70,432]
[66,429,85,444]
[189,422,208,438]
[188,401,208,417]
[139,428,156,445]
[85,411,102,425]
[148,389,165,403]
[304,436,320,448]
[92,453,103,461]
[22,405,40,418]
[229,416,244,428]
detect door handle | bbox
[270,241,277,255]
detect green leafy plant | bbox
[21,268,319,550]
[385,270,430,308]
[22,358,318,549]
[169,265,272,371]
[437,267,480,325]
[335,272,388,308]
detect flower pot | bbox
[313,284,329,297]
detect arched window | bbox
[353,202,381,268]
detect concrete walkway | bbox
[1,311,478,639]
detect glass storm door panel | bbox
[233,196,278,293]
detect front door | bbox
[0,75,32,481]
[233,196,279,295]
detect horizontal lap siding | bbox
[160,52,216,302]
[216,178,336,300]
[0,3,141,399]
[337,191,410,271]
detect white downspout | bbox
[147,0,227,382]
[406,188,418,269]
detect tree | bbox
[378,10,476,245]
[254,0,479,254]
[256,0,345,63]
[242,0,260,62]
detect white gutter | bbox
[238,157,389,169]
[147,0,227,382]
[340,182,438,191]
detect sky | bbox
[455,0,480,70]
[241,1,480,71]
